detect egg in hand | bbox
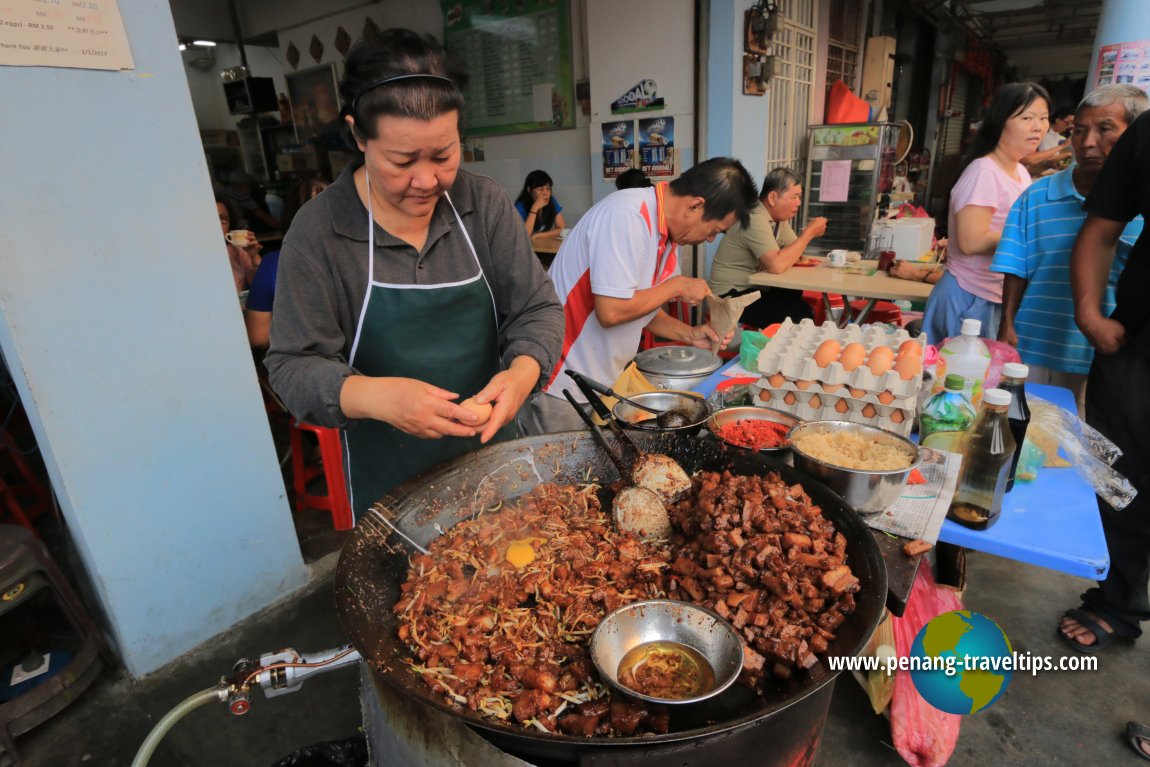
[458,396,493,425]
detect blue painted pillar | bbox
[1087,0,1150,86]
[0,0,308,676]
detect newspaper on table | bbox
[863,447,960,545]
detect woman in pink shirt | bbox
[924,82,1051,344]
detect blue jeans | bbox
[922,270,1001,345]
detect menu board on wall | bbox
[0,0,134,70]
[1095,40,1150,95]
[442,0,574,136]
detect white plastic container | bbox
[933,318,991,407]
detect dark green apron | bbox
[344,185,514,519]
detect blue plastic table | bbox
[694,360,1110,581]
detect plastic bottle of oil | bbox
[946,388,1016,530]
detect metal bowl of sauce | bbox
[589,599,743,705]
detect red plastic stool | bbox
[289,420,354,531]
[850,299,902,325]
[0,434,51,534]
[803,291,843,325]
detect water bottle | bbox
[946,389,1016,531]
[933,318,991,407]
[919,374,977,452]
[997,363,1031,492]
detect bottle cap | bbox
[982,388,1012,407]
[943,374,966,391]
[960,318,982,336]
[1001,363,1029,379]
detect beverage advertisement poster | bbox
[602,120,635,179]
[1095,40,1150,94]
[639,117,675,177]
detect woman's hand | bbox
[339,376,481,439]
[470,356,541,443]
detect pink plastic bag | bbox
[890,567,964,767]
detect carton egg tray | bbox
[752,384,913,437]
[756,318,926,399]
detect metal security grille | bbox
[825,0,861,94]
[764,0,817,172]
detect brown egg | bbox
[767,372,786,388]
[813,340,842,368]
[894,354,922,380]
[890,409,906,424]
[783,392,797,405]
[867,346,895,376]
[795,379,814,390]
[834,398,849,414]
[862,404,877,418]
[839,343,866,372]
[898,339,923,358]
[459,397,493,425]
[758,388,772,402]
[878,390,895,404]
[823,383,844,394]
[808,395,822,409]
[848,386,866,398]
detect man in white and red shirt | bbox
[520,157,759,434]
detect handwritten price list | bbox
[0,0,133,70]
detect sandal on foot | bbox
[1127,722,1150,762]
[1057,607,1117,654]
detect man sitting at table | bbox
[518,158,758,435]
[990,84,1148,416]
[707,167,827,328]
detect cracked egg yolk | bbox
[505,538,542,568]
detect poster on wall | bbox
[638,117,675,178]
[0,0,134,70]
[287,64,341,141]
[1095,40,1150,95]
[611,78,665,114]
[442,0,575,136]
[602,121,635,179]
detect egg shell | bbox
[898,339,923,357]
[767,372,786,388]
[839,342,866,372]
[867,346,895,376]
[848,387,866,398]
[808,394,822,409]
[783,392,797,405]
[878,390,895,404]
[813,340,842,368]
[459,397,493,425]
[894,354,922,380]
[824,383,845,394]
[890,409,906,423]
[834,398,849,414]
[795,379,814,390]
[862,404,877,418]
[758,388,773,402]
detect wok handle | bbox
[560,388,631,481]
[566,372,644,458]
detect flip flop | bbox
[1127,722,1150,762]
[1057,607,1117,654]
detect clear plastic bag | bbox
[1028,395,1137,510]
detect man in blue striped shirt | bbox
[991,85,1148,414]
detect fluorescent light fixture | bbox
[192,39,217,47]
[178,43,187,51]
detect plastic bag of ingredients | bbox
[1028,395,1137,510]
[890,566,964,767]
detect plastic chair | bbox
[803,291,844,325]
[0,525,112,765]
[850,299,903,325]
[289,420,354,532]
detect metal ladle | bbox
[566,370,690,429]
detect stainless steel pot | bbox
[633,346,722,390]
[788,420,922,514]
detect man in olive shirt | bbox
[708,167,827,328]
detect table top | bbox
[532,236,564,255]
[747,257,934,302]
[693,361,1111,612]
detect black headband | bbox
[349,73,456,116]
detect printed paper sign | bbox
[602,120,634,179]
[0,0,134,70]
[819,159,852,203]
[611,78,664,114]
[638,116,675,177]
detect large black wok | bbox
[335,431,886,762]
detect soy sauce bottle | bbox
[946,389,1016,531]
[997,363,1031,492]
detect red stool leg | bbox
[289,422,308,515]
[313,427,353,531]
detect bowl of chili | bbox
[707,406,801,454]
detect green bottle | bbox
[919,374,976,452]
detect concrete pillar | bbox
[0,0,308,676]
[1087,0,1150,87]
